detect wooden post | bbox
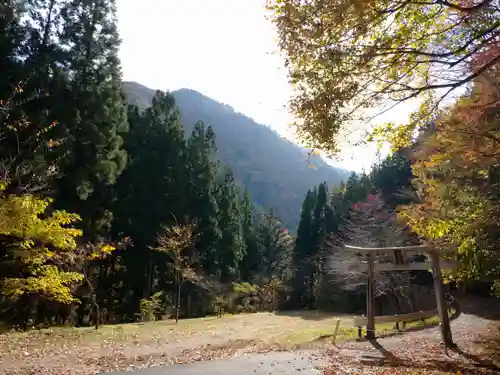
[429,250,454,346]
[366,253,376,339]
[332,318,341,344]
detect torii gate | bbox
[344,244,456,347]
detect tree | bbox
[399,57,500,293]
[290,189,316,308]
[59,240,123,329]
[0,178,84,328]
[55,0,128,237]
[0,2,63,193]
[112,92,187,311]
[154,223,198,323]
[266,0,500,153]
[215,167,245,281]
[370,150,414,207]
[327,194,417,313]
[186,122,222,275]
[255,210,294,283]
[239,191,259,281]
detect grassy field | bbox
[0,310,446,374]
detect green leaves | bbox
[267,0,500,153]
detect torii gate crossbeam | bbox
[344,244,455,347]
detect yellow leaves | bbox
[100,244,116,254]
[1,266,83,304]
[87,243,117,260]
[88,252,102,260]
[20,239,35,249]
[155,223,197,255]
[0,179,85,304]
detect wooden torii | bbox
[344,244,456,347]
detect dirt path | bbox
[324,295,500,374]
[103,300,500,375]
[1,296,498,375]
[0,311,350,375]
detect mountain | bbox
[122,81,350,230]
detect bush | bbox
[138,292,163,322]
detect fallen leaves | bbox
[1,301,499,375]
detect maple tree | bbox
[266,0,500,153]
[0,87,83,317]
[0,180,83,310]
[400,55,500,293]
[153,223,199,323]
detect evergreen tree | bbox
[186,122,222,275]
[370,150,413,207]
[112,92,186,312]
[290,189,316,308]
[239,191,259,281]
[55,0,127,237]
[0,1,64,188]
[215,167,245,281]
[255,210,294,284]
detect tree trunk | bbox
[175,276,182,323]
[92,293,100,330]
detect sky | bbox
[116,0,413,172]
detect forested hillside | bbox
[0,0,350,329]
[123,81,349,230]
[0,0,299,328]
[2,1,500,374]
[1,0,499,338]
[268,0,500,296]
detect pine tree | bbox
[186,122,222,276]
[0,1,64,187]
[239,191,259,281]
[113,92,186,309]
[215,167,245,281]
[55,0,127,237]
[290,189,316,308]
[255,210,294,283]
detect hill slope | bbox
[122,81,349,230]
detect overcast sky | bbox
[116,0,407,172]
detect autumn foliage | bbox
[400,56,500,292]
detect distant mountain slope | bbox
[122,81,349,230]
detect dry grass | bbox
[0,311,353,374]
[0,310,458,374]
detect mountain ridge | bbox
[122,81,350,230]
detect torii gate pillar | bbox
[366,253,375,339]
[429,250,454,346]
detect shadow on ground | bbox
[273,310,350,321]
[363,339,500,375]
[456,293,500,320]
